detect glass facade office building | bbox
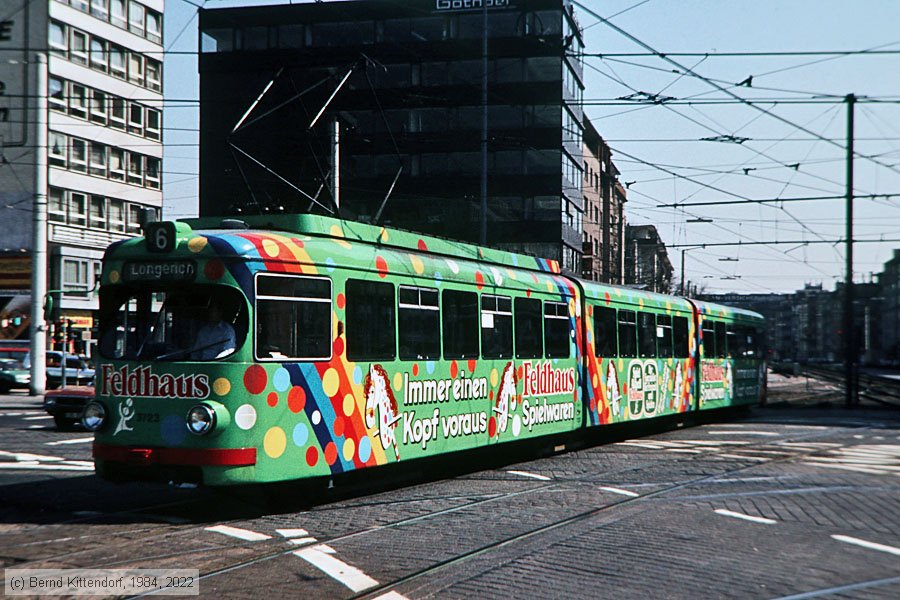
[199,0,585,273]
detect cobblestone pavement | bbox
[1,386,898,599]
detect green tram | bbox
[86,215,765,485]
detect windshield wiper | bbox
[156,338,231,361]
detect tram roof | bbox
[690,299,765,323]
[178,214,562,275]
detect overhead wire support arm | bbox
[230,144,334,215]
[309,66,356,130]
[231,68,284,135]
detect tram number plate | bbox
[135,413,160,423]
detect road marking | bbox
[714,509,777,524]
[277,528,318,546]
[0,412,26,417]
[24,415,53,421]
[599,486,639,497]
[0,450,65,462]
[45,437,94,446]
[0,462,93,471]
[717,453,768,461]
[277,528,310,538]
[771,575,900,600]
[294,544,379,592]
[832,534,900,556]
[506,470,551,481]
[205,525,272,542]
[708,430,779,436]
[372,592,411,600]
[27,424,48,430]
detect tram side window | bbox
[443,289,478,359]
[544,301,570,358]
[482,294,513,358]
[594,305,617,357]
[702,320,716,358]
[618,310,637,358]
[673,315,689,358]
[657,314,673,358]
[398,286,440,360]
[638,312,656,358]
[346,279,395,360]
[514,297,543,359]
[256,274,331,360]
[727,325,742,358]
[715,321,727,358]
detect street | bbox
[1,383,899,599]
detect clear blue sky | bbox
[162,0,900,294]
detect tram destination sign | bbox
[122,260,197,283]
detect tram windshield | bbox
[98,285,247,361]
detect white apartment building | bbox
[0,0,163,353]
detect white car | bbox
[23,351,95,389]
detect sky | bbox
[162,0,900,294]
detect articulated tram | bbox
[86,215,765,485]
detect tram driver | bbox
[192,299,237,360]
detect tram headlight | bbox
[185,401,231,437]
[82,402,107,432]
[186,404,216,436]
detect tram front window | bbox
[99,286,247,361]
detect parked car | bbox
[44,384,94,430]
[23,351,94,389]
[0,358,30,393]
[0,347,27,362]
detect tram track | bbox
[1,419,875,594]
[154,423,873,598]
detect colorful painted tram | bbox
[85,215,765,485]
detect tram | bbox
[86,215,765,485]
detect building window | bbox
[128,1,145,37]
[127,204,143,233]
[145,157,161,189]
[108,199,125,232]
[128,103,143,136]
[109,45,127,78]
[49,132,67,167]
[109,96,126,130]
[69,193,87,227]
[127,152,143,185]
[146,10,162,43]
[128,53,144,86]
[69,138,88,173]
[145,59,161,91]
[70,30,88,64]
[90,90,108,124]
[89,143,107,177]
[49,22,67,56]
[89,195,106,230]
[110,0,127,28]
[109,148,126,181]
[69,84,88,118]
[49,77,66,111]
[146,108,161,140]
[90,37,107,71]
[49,188,66,223]
[63,259,90,296]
